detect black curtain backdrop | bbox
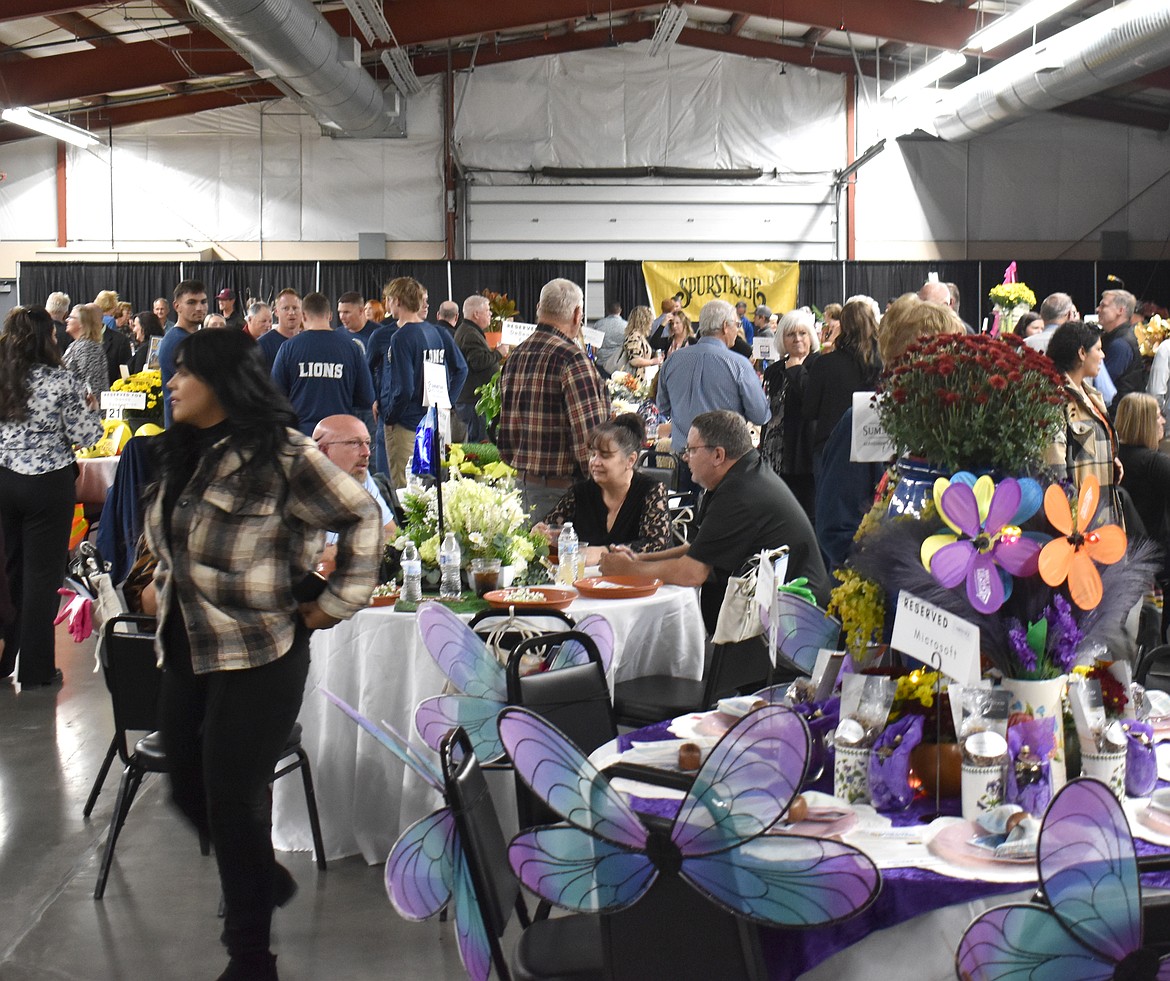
[449,261,586,323]
[18,262,182,313]
[185,261,317,310]
[318,261,450,311]
[18,259,1170,329]
[603,261,648,320]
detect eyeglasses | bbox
[323,438,371,450]
[681,444,713,458]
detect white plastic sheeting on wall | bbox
[0,138,58,241]
[48,78,444,247]
[453,42,846,178]
[853,78,1170,256]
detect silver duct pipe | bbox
[933,0,1170,141]
[187,0,403,138]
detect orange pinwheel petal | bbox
[1085,524,1127,565]
[1076,475,1101,531]
[1038,537,1074,588]
[1043,482,1074,536]
[1067,549,1104,610]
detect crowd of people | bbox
[2,269,1170,980]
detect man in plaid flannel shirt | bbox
[498,278,609,518]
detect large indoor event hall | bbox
[3,0,1170,979]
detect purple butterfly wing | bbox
[385,807,454,920]
[498,706,647,850]
[672,705,808,856]
[1039,778,1141,962]
[451,844,492,981]
[320,687,442,789]
[956,903,1115,981]
[414,694,504,762]
[418,602,506,700]
[508,825,656,914]
[682,834,880,928]
[547,614,614,675]
[763,593,841,674]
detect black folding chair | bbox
[92,615,327,900]
[441,728,604,981]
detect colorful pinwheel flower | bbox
[1037,476,1126,611]
[920,475,1044,614]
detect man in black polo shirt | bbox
[600,409,829,633]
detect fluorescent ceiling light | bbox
[883,51,967,100]
[966,0,1081,53]
[380,47,422,95]
[343,0,391,45]
[649,3,688,58]
[1,106,101,147]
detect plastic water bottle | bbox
[401,541,423,603]
[557,523,579,586]
[440,532,462,600]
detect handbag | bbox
[712,547,788,645]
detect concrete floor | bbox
[0,619,470,981]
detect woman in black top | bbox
[536,414,672,564]
[128,309,166,373]
[1116,393,1170,578]
[803,298,882,460]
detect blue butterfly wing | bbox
[672,705,808,856]
[956,903,1116,981]
[418,602,506,700]
[547,614,614,675]
[508,825,656,914]
[414,694,504,763]
[768,593,841,675]
[385,807,454,921]
[1039,778,1141,962]
[451,843,493,981]
[681,834,880,928]
[498,706,648,850]
[320,687,442,789]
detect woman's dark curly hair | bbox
[0,306,62,422]
[150,328,298,504]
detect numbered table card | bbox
[422,361,451,409]
[752,336,777,361]
[501,321,538,347]
[890,591,980,685]
[101,390,146,412]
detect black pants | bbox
[0,464,76,684]
[158,619,310,958]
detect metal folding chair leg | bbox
[272,745,327,871]
[83,734,119,818]
[94,765,145,900]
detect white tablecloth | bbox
[272,585,706,863]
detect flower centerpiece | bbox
[391,476,547,584]
[1136,313,1169,359]
[109,369,164,429]
[988,281,1037,334]
[445,443,515,483]
[481,290,518,332]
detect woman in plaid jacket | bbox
[143,328,380,981]
[1045,320,1123,528]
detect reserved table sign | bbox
[100,390,147,411]
[501,321,538,347]
[890,591,980,684]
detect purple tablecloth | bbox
[615,719,1170,979]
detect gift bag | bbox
[1124,720,1157,798]
[1005,717,1055,814]
[868,715,924,811]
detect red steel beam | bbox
[45,11,121,48]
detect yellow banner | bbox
[641,260,800,322]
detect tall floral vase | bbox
[886,457,951,519]
[1000,675,1068,791]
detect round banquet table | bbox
[272,584,706,864]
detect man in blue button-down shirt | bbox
[657,299,770,493]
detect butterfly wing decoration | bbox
[956,778,1170,981]
[546,613,614,675]
[758,591,842,674]
[499,704,880,928]
[385,807,455,920]
[450,842,493,981]
[415,603,509,761]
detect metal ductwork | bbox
[933,0,1170,141]
[186,0,405,138]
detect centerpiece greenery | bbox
[110,369,164,427]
